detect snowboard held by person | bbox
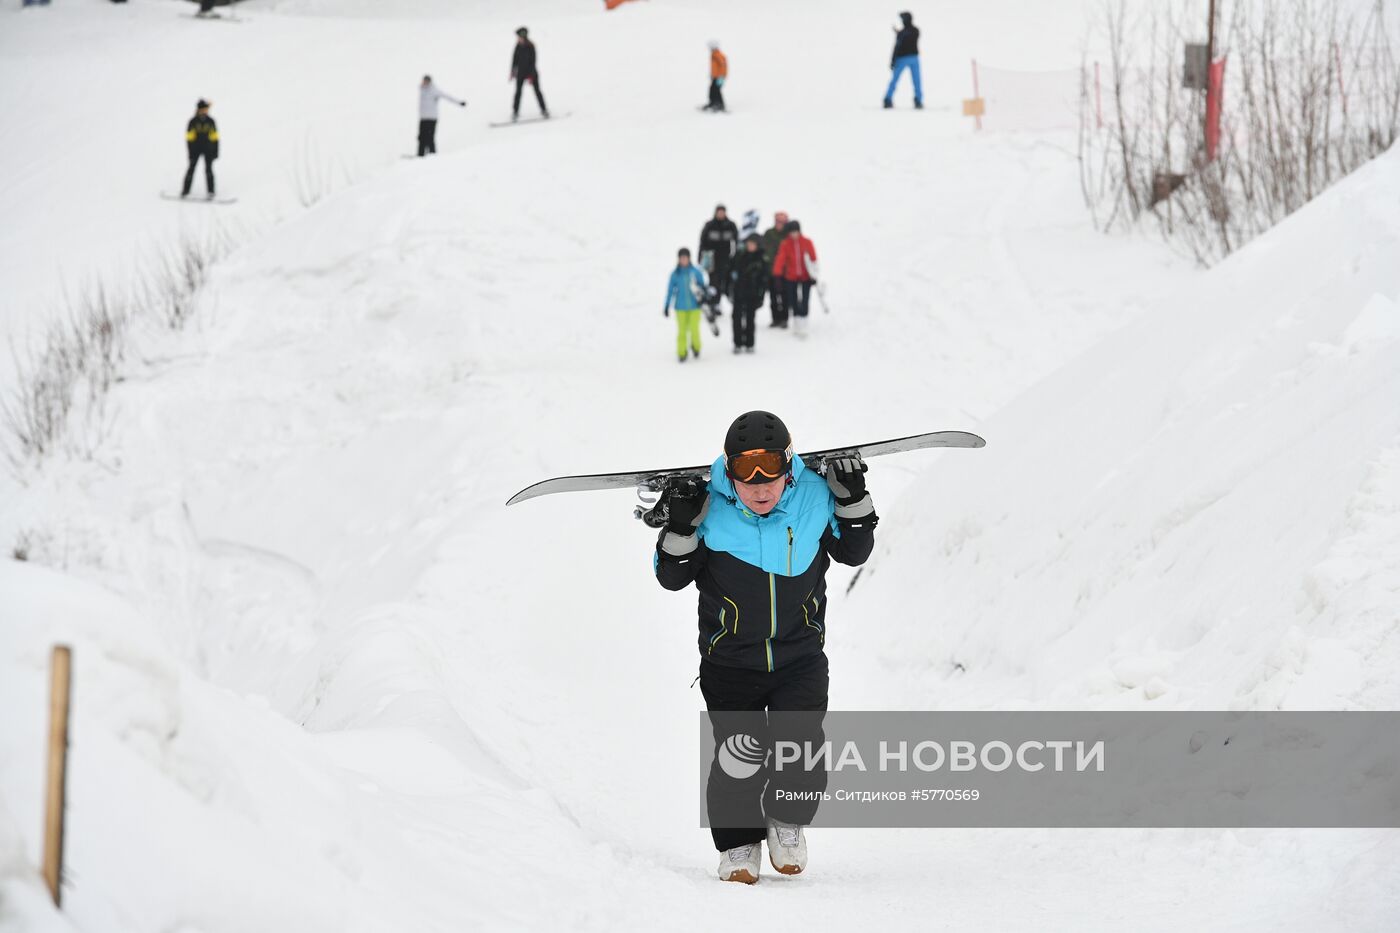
[760,211,790,327]
[772,220,820,337]
[663,247,709,362]
[883,11,923,109]
[703,40,728,112]
[181,99,219,198]
[698,205,739,299]
[654,411,878,883]
[418,75,465,157]
[729,234,767,354]
[510,27,550,121]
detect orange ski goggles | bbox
[727,445,793,484]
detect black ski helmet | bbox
[784,219,801,234]
[724,411,791,457]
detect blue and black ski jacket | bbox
[654,454,877,672]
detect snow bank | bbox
[850,145,1400,713]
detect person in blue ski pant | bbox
[883,11,923,109]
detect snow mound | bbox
[851,145,1400,712]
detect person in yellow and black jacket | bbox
[181,99,219,199]
[654,410,877,883]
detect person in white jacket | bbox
[418,75,465,157]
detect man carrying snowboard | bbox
[418,75,466,157]
[654,411,878,882]
[510,27,550,121]
[698,205,739,300]
[181,99,219,199]
[663,247,709,363]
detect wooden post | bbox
[42,645,72,908]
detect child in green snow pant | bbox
[676,309,702,359]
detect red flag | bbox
[1206,57,1226,162]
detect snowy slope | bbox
[848,145,1400,714]
[2,1,1397,932]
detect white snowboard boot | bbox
[718,842,762,884]
[766,819,808,875]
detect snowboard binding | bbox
[632,473,706,528]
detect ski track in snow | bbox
[2,1,1399,931]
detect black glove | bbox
[663,305,670,317]
[666,481,710,534]
[824,456,867,506]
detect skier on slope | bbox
[729,234,767,354]
[883,11,923,109]
[664,247,709,363]
[417,75,466,157]
[699,205,740,300]
[772,220,820,337]
[760,211,790,328]
[654,410,878,883]
[510,27,550,122]
[180,99,219,199]
[703,40,728,112]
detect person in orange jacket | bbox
[704,40,728,112]
[772,220,820,337]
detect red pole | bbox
[1333,41,1348,116]
[971,58,982,130]
[1094,60,1103,129]
[1205,57,1226,161]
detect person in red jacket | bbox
[772,220,819,337]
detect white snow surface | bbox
[2,1,1398,931]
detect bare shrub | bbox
[291,134,353,209]
[1082,0,1400,264]
[1,231,231,477]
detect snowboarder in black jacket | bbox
[655,410,877,882]
[510,27,549,121]
[699,205,739,299]
[883,11,923,109]
[729,234,767,352]
[181,99,219,198]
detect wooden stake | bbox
[42,645,72,908]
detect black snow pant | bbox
[700,651,829,852]
[784,280,812,319]
[417,119,437,156]
[768,275,788,325]
[182,151,215,196]
[708,79,726,111]
[513,74,548,116]
[732,300,757,349]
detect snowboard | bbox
[161,192,238,204]
[489,113,569,128]
[182,13,244,22]
[741,209,761,239]
[506,430,987,526]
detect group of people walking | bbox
[664,207,821,362]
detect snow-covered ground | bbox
[2,1,1397,931]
